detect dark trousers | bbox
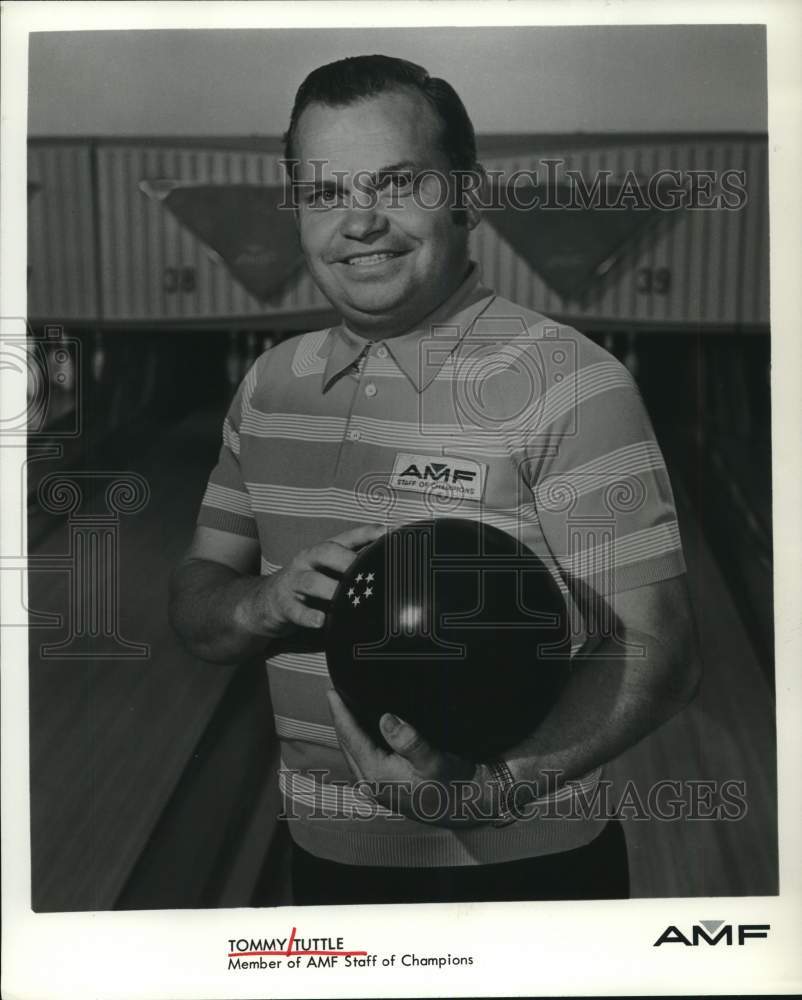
[290,819,629,905]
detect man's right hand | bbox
[169,522,386,663]
[237,523,387,639]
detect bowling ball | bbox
[325,518,570,760]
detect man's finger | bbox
[307,541,361,577]
[288,602,326,629]
[327,689,384,767]
[294,567,339,602]
[329,523,387,551]
[379,713,442,776]
[308,528,387,576]
[340,744,366,783]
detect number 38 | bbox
[163,266,197,294]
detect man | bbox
[169,55,700,905]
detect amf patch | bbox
[389,452,487,502]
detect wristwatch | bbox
[485,758,518,827]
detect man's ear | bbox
[280,161,301,227]
[464,198,482,232]
[456,163,486,231]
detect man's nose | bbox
[339,200,389,241]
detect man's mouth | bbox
[341,251,407,267]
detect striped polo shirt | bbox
[197,265,687,867]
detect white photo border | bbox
[2,2,800,998]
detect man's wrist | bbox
[232,575,282,642]
[481,758,519,826]
[232,576,263,633]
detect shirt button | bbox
[365,383,377,398]
[376,345,388,359]
[348,429,361,441]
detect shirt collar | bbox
[322,263,495,393]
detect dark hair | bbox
[283,54,477,172]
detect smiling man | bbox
[169,55,700,906]
[286,85,474,337]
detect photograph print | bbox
[18,21,778,918]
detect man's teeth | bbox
[345,252,400,266]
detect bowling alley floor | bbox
[26,406,778,909]
[605,468,778,897]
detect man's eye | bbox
[305,189,344,208]
[380,172,413,193]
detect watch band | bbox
[485,758,518,826]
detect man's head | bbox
[283,55,483,339]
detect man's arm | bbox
[168,527,275,664]
[490,573,702,802]
[327,572,701,825]
[168,524,386,664]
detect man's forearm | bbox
[497,629,701,801]
[168,559,275,663]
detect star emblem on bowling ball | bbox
[347,572,376,608]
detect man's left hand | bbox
[327,690,492,827]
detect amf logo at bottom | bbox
[653,921,770,946]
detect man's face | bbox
[292,88,476,338]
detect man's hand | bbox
[327,690,495,828]
[237,524,387,639]
[169,523,385,663]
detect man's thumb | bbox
[379,713,439,774]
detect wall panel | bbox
[28,136,769,329]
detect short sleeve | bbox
[196,362,259,539]
[529,351,686,597]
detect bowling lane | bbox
[28,409,277,911]
[606,470,777,897]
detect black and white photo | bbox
[2,4,800,998]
